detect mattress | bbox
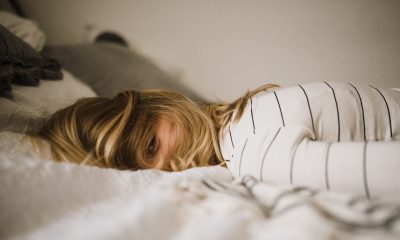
[1,132,399,240]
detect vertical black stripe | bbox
[289,142,301,185]
[298,85,316,140]
[348,83,367,141]
[250,98,256,134]
[229,125,235,149]
[324,82,341,142]
[325,142,332,191]
[273,92,285,127]
[369,86,393,139]
[238,138,249,177]
[260,127,281,181]
[363,142,371,199]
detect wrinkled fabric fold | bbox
[0,25,62,94]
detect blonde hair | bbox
[204,84,279,134]
[36,84,278,171]
[37,90,222,171]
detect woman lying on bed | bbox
[34,82,400,197]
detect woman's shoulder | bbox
[253,81,399,105]
[273,81,398,94]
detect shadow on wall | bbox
[5,0,400,101]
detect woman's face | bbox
[144,118,177,169]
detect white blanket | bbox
[1,132,399,240]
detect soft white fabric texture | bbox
[220,81,400,198]
[1,131,399,240]
[0,11,46,51]
[0,69,96,133]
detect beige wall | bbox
[19,0,400,101]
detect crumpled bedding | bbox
[0,11,46,51]
[0,24,62,94]
[1,132,399,240]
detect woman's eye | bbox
[147,136,158,157]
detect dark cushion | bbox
[43,43,204,102]
[0,24,62,94]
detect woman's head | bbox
[38,90,223,171]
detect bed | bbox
[1,10,400,240]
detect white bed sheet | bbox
[1,132,399,240]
